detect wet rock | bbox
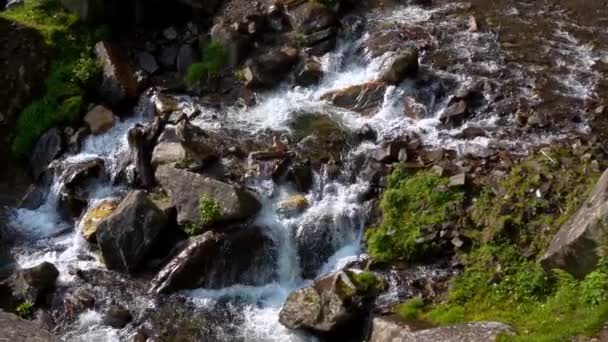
[369,317,515,342]
[458,126,487,139]
[357,124,378,142]
[243,47,299,89]
[19,184,47,210]
[440,100,468,121]
[403,96,428,120]
[0,311,60,341]
[277,194,309,217]
[103,305,132,329]
[137,51,159,74]
[296,58,323,87]
[321,81,387,116]
[83,105,116,135]
[62,158,106,189]
[175,117,234,164]
[151,142,186,167]
[96,190,168,273]
[29,128,62,181]
[67,126,90,154]
[153,94,179,115]
[155,165,261,226]
[150,228,275,293]
[286,1,338,55]
[128,116,165,188]
[0,262,58,310]
[95,41,138,106]
[279,269,385,335]
[287,160,314,193]
[542,169,608,278]
[177,44,200,77]
[79,200,119,242]
[380,48,419,85]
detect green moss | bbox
[395,297,425,320]
[184,196,222,236]
[349,270,385,294]
[415,147,608,341]
[185,40,227,86]
[365,168,464,262]
[16,300,34,318]
[2,0,105,157]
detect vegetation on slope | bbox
[1,0,106,157]
[185,40,227,86]
[372,146,608,340]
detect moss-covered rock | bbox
[79,200,119,242]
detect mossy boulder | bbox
[279,269,385,335]
[79,199,119,242]
[277,194,310,217]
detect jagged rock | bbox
[155,165,261,226]
[128,116,165,188]
[55,158,106,221]
[103,305,132,328]
[440,100,468,124]
[542,169,608,278]
[243,47,299,89]
[279,269,385,334]
[138,51,159,74]
[175,118,229,163]
[177,44,200,77]
[296,58,323,86]
[61,158,106,189]
[404,96,428,120]
[96,191,168,273]
[0,311,60,341]
[29,128,62,181]
[321,82,387,116]
[79,200,119,242]
[149,228,275,293]
[286,1,338,55]
[95,41,138,106]
[380,48,419,85]
[369,317,515,342]
[151,142,186,167]
[84,105,116,135]
[0,262,58,310]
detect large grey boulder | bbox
[369,317,515,342]
[243,47,299,89]
[0,262,59,311]
[96,191,168,273]
[155,165,261,226]
[95,41,138,106]
[149,228,275,293]
[0,310,60,341]
[279,269,385,335]
[29,128,62,181]
[541,169,608,278]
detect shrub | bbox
[395,297,424,320]
[185,41,227,85]
[365,168,464,262]
[16,300,34,318]
[184,196,222,236]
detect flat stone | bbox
[448,173,466,187]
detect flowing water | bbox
[4,0,608,340]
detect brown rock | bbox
[321,81,387,116]
[84,105,116,134]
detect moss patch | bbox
[2,0,106,157]
[185,40,227,86]
[365,168,464,262]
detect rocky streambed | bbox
[1,0,608,341]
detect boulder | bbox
[279,269,385,334]
[541,169,608,278]
[149,228,275,293]
[243,47,299,89]
[153,94,179,115]
[29,128,62,181]
[151,142,186,167]
[321,81,387,116]
[95,41,138,106]
[155,165,261,226]
[369,317,515,342]
[103,305,132,328]
[277,194,309,217]
[0,311,60,341]
[138,51,159,74]
[56,158,106,221]
[96,190,168,273]
[177,44,200,77]
[83,105,116,134]
[210,23,252,68]
[286,1,338,55]
[0,262,59,310]
[79,200,120,242]
[296,58,323,86]
[159,45,179,69]
[380,47,419,85]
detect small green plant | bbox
[395,297,425,320]
[349,270,385,294]
[365,168,464,262]
[184,196,222,236]
[185,41,227,86]
[16,300,34,318]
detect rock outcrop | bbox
[29,128,62,181]
[369,317,515,342]
[149,227,275,293]
[279,269,385,335]
[96,190,168,273]
[541,169,608,278]
[0,311,61,342]
[0,262,59,311]
[95,41,138,106]
[155,165,261,226]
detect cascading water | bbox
[5,1,608,341]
